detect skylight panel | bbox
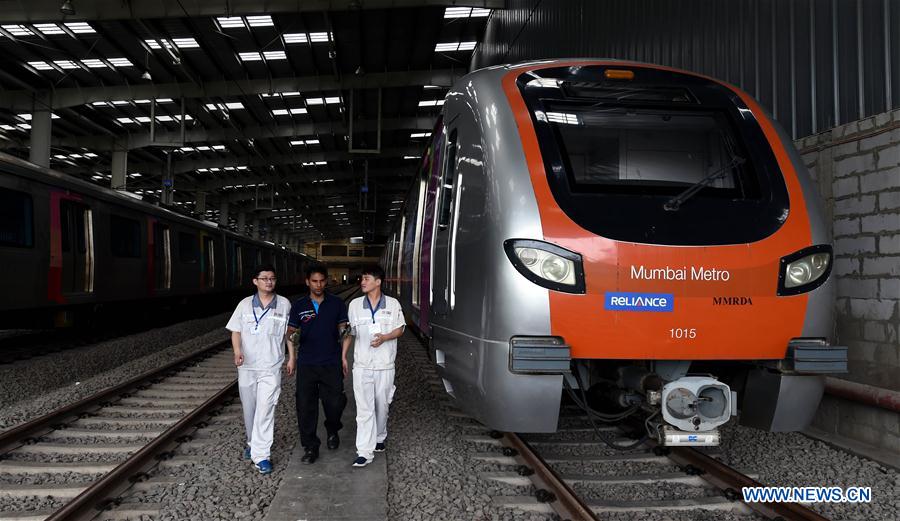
[196,145,211,151]
[0,124,18,131]
[290,139,319,146]
[272,108,307,116]
[26,61,53,70]
[246,15,274,27]
[217,17,245,29]
[308,32,332,43]
[239,52,263,62]
[213,145,227,151]
[80,59,106,68]
[145,39,171,49]
[306,97,341,106]
[117,117,137,124]
[410,132,431,138]
[2,24,34,36]
[263,51,286,60]
[34,23,65,35]
[284,33,308,44]
[418,99,445,107]
[444,7,472,18]
[108,58,134,67]
[205,102,245,111]
[172,37,199,49]
[471,8,492,17]
[135,117,152,123]
[64,22,95,34]
[434,41,477,52]
[53,60,80,69]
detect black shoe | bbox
[327,434,340,450]
[300,448,318,464]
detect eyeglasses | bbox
[255,277,277,282]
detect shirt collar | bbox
[252,293,278,310]
[362,294,385,311]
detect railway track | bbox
[407,336,833,521]
[0,284,360,521]
[477,415,833,521]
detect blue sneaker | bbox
[375,442,386,453]
[352,456,372,467]
[255,459,273,474]
[243,447,251,461]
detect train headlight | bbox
[505,239,585,294]
[541,255,571,282]
[778,245,833,296]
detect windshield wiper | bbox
[663,155,746,212]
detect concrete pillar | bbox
[29,106,52,168]
[218,200,229,226]
[195,192,207,215]
[237,212,246,235]
[252,217,261,240]
[110,148,128,190]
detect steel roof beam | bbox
[0,1,502,23]
[11,117,435,151]
[59,147,420,175]
[0,70,460,111]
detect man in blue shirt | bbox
[287,263,349,464]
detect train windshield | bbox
[543,105,757,200]
[518,66,790,246]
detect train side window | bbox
[438,129,458,229]
[178,232,198,263]
[110,215,141,258]
[0,188,34,248]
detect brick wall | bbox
[794,110,900,453]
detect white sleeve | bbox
[391,300,406,331]
[225,302,244,332]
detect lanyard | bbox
[252,305,271,330]
[368,296,382,323]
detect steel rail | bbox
[666,446,831,521]
[44,380,238,521]
[501,432,600,521]
[0,339,230,455]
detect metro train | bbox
[0,151,312,329]
[380,59,848,445]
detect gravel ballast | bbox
[0,311,232,412]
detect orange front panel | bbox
[502,61,813,361]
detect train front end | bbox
[499,61,847,445]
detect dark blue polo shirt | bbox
[288,292,349,366]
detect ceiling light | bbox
[141,70,152,80]
[60,0,76,15]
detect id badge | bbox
[367,323,382,335]
[251,326,261,336]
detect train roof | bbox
[0,151,299,253]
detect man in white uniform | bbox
[226,264,295,474]
[343,265,405,467]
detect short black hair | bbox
[253,264,276,279]
[305,262,328,279]
[361,264,385,281]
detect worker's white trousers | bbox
[352,367,396,459]
[238,367,282,464]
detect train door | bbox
[202,236,215,288]
[431,128,459,316]
[415,122,444,335]
[59,200,94,294]
[232,243,244,287]
[152,222,172,290]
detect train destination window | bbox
[178,232,198,263]
[110,215,141,258]
[0,188,33,247]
